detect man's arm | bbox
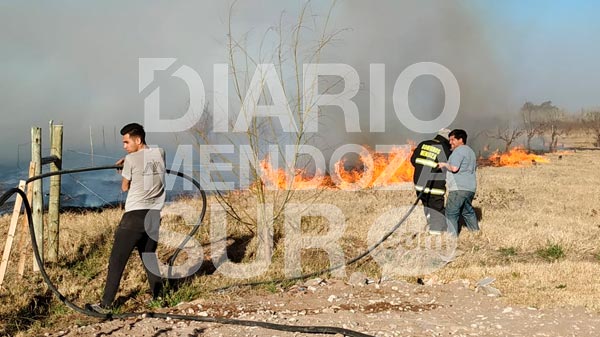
[119,157,131,192]
[410,143,422,167]
[121,178,131,192]
[438,162,459,173]
[439,149,462,173]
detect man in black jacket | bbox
[410,129,452,234]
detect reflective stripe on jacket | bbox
[414,185,446,195]
[410,135,451,194]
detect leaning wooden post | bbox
[47,124,63,262]
[0,181,26,287]
[17,162,36,277]
[31,127,43,271]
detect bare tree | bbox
[488,120,523,153]
[192,2,343,241]
[520,102,544,152]
[536,101,568,152]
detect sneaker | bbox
[85,303,110,315]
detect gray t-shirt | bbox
[122,147,166,212]
[446,145,477,192]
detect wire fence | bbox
[2,144,210,215]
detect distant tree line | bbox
[487,101,600,153]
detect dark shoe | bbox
[85,303,110,315]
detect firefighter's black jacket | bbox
[410,135,451,195]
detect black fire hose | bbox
[0,166,374,337]
[24,165,207,280]
[216,190,422,291]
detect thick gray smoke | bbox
[313,0,511,152]
[2,0,598,168]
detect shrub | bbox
[537,243,565,261]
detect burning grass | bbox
[260,144,554,192]
[259,145,415,190]
[480,146,550,167]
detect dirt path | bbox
[47,276,600,337]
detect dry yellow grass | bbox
[0,135,599,335]
[437,149,600,310]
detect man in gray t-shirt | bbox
[438,129,480,236]
[87,123,165,313]
[121,147,165,213]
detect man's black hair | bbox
[449,129,468,144]
[120,123,146,144]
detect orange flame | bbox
[259,145,415,190]
[486,146,549,167]
[259,159,329,190]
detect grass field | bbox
[0,134,599,336]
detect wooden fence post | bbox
[47,125,63,262]
[31,127,43,271]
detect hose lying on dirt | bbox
[215,190,422,291]
[1,165,386,337]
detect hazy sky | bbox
[466,0,600,110]
[1,0,599,165]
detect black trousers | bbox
[101,210,163,307]
[416,191,446,232]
